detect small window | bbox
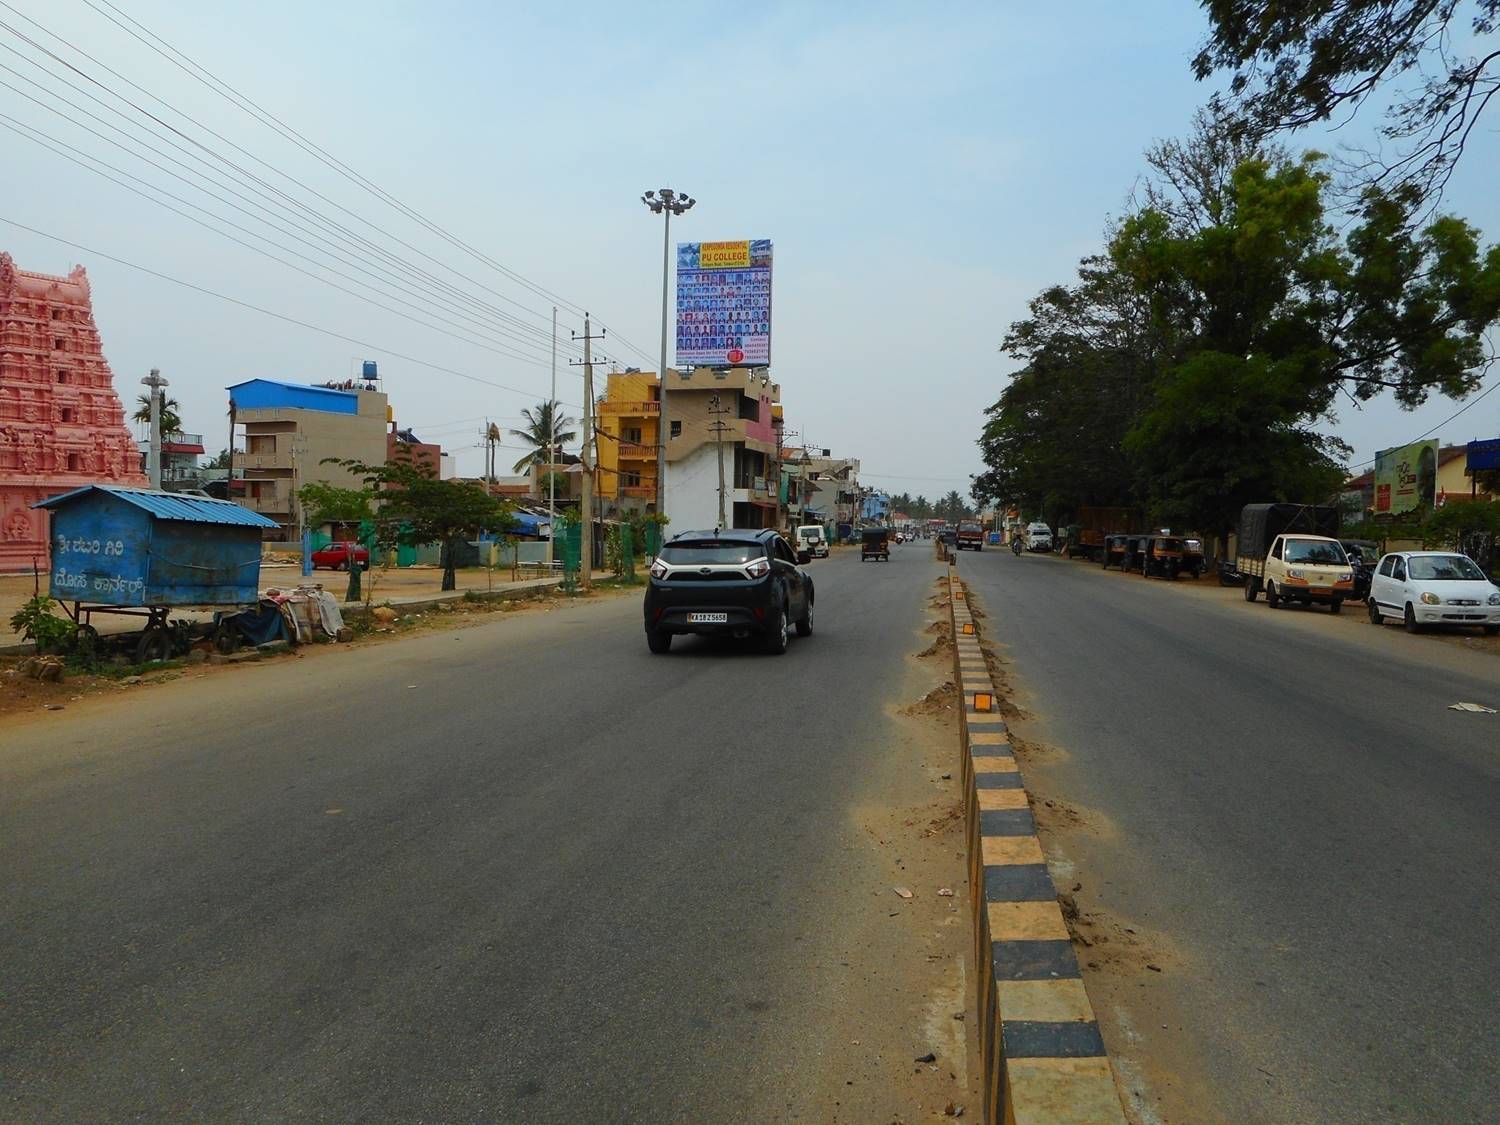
[1377,556,1395,577]
[670,420,682,438]
[624,427,642,444]
[50,309,62,320]
[55,370,67,384]
[1271,538,1283,560]
[738,394,759,422]
[54,337,66,350]
[1392,558,1407,582]
[60,407,75,423]
[623,470,641,487]
[66,452,82,471]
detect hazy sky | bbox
[4,1,1498,500]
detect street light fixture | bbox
[641,187,695,531]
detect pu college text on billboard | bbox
[676,240,772,368]
[1374,438,1438,515]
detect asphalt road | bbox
[960,548,1500,1123]
[2,544,954,1121]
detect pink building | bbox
[0,252,147,573]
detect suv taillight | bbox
[649,558,669,580]
[745,558,770,579]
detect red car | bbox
[310,541,369,570]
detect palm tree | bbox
[133,393,182,436]
[509,400,578,473]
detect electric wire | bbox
[0,20,592,359]
[10,0,661,368]
[0,215,587,413]
[0,48,589,363]
[0,116,583,368]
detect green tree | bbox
[297,481,375,525]
[509,400,578,473]
[206,448,231,469]
[1193,1,1498,197]
[331,460,515,592]
[133,393,182,436]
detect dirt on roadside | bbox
[788,578,980,1123]
[0,582,637,729]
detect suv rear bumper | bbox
[644,577,775,635]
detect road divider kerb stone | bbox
[945,563,1127,1125]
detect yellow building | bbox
[595,369,661,513]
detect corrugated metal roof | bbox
[33,485,280,528]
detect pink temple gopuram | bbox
[1,251,148,573]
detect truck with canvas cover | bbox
[1237,503,1353,612]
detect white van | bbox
[795,525,829,558]
[1025,522,1054,552]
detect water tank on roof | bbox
[362,360,378,379]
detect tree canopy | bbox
[1194,0,1500,197]
[509,400,578,473]
[976,111,1500,538]
[328,459,515,591]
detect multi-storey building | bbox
[0,252,147,572]
[227,378,390,540]
[594,369,661,515]
[663,366,780,530]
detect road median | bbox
[945,565,1127,1125]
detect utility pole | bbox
[571,315,606,591]
[641,188,696,526]
[548,305,557,567]
[140,367,168,489]
[291,434,310,577]
[708,392,730,529]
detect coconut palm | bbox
[133,393,182,436]
[509,400,578,473]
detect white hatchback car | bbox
[1367,551,1500,635]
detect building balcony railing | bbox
[621,484,656,499]
[599,400,660,416]
[618,442,655,459]
[237,449,294,472]
[241,493,290,514]
[164,431,204,445]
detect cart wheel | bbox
[71,623,100,662]
[137,626,172,663]
[212,622,241,654]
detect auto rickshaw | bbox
[1181,535,1206,579]
[1141,534,1185,579]
[1100,533,1130,570]
[861,526,891,561]
[1121,534,1149,573]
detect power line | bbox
[0,114,579,368]
[32,0,661,368]
[0,16,592,358]
[1347,374,1500,472]
[0,215,586,413]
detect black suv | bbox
[644,529,814,655]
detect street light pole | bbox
[641,187,695,533]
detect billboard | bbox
[675,239,772,368]
[1373,438,1438,515]
[1467,437,1500,472]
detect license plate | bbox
[687,612,728,624]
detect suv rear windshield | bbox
[661,541,764,565]
[1284,538,1347,565]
